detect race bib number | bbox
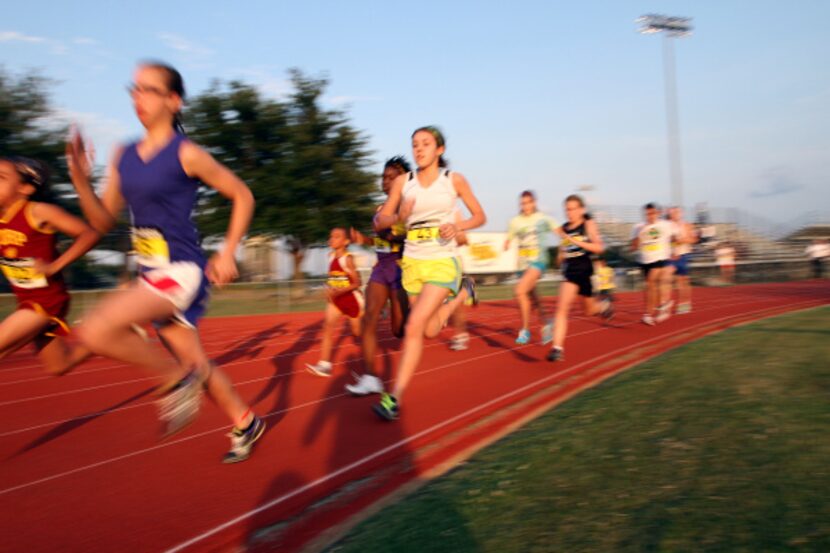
[327,276,351,289]
[373,237,400,254]
[0,258,48,289]
[133,227,170,268]
[518,247,539,259]
[407,227,440,243]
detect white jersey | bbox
[402,169,458,260]
[671,220,693,256]
[632,220,675,264]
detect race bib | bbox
[0,258,48,289]
[407,227,440,243]
[644,243,661,252]
[132,227,170,268]
[327,276,351,289]
[373,237,400,254]
[519,247,539,259]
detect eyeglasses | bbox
[126,83,170,97]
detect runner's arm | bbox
[181,141,254,285]
[374,174,405,231]
[569,219,605,254]
[451,173,486,233]
[30,203,100,276]
[66,135,125,233]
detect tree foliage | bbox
[0,67,72,204]
[185,69,378,277]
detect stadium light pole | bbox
[637,14,693,208]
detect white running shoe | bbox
[449,332,469,351]
[345,373,384,395]
[656,300,673,323]
[676,303,692,314]
[642,314,656,326]
[305,360,332,377]
[158,372,202,438]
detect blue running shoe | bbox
[461,276,478,307]
[515,329,531,345]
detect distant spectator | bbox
[715,242,736,284]
[805,239,830,278]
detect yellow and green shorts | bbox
[400,256,462,296]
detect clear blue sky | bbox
[2,0,829,230]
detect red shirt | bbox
[0,199,69,304]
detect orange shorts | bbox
[18,295,71,350]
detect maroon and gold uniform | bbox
[327,253,364,319]
[0,199,70,338]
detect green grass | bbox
[0,281,565,319]
[328,307,830,553]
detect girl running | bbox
[503,191,557,345]
[306,227,364,377]
[667,206,696,313]
[66,61,264,463]
[345,157,410,396]
[547,195,605,362]
[372,126,486,420]
[0,157,98,374]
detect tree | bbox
[0,67,72,205]
[186,69,378,279]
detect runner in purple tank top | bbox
[345,157,411,396]
[66,61,264,463]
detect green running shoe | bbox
[373,393,400,421]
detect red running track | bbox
[0,281,828,552]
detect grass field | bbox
[329,306,830,553]
[0,280,565,320]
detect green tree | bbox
[186,69,378,279]
[0,67,130,271]
[0,67,72,204]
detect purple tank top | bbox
[118,133,205,270]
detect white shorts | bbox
[139,261,208,329]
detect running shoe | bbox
[305,361,332,377]
[515,329,531,345]
[676,303,692,314]
[345,373,384,396]
[373,393,400,421]
[222,416,266,464]
[450,332,469,351]
[546,346,564,362]
[461,276,478,307]
[158,371,202,438]
[600,300,615,321]
[656,300,673,323]
[642,314,656,326]
[540,320,554,345]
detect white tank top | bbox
[671,221,692,256]
[402,169,458,260]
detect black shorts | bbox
[564,270,593,297]
[598,289,614,302]
[563,257,593,297]
[641,260,668,277]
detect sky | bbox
[2,0,829,232]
